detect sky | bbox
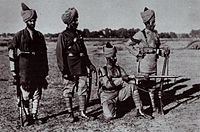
[1,0,200,34]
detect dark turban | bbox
[140,7,155,23]
[61,7,78,25]
[103,42,117,58]
[21,3,37,23]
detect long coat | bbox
[8,28,48,89]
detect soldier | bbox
[8,3,48,126]
[98,42,149,121]
[125,7,167,113]
[56,7,96,122]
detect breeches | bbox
[102,83,137,119]
[20,86,42,101]
[20,85,42,114]
[63,76,88,98]
[137,72,156,89]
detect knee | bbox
[63,91,73,98]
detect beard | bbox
[27,23,35,30]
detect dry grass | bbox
[0,40,200,131]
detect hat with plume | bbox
[61,7,78,25]
[140,7,155,23]
[21,3,37,22]
[103,42,117,58]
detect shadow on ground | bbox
[39,99,101,124]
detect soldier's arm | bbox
[8,33,20,77]
[41,33,49,76]
[99,67,123,89]
[118,66,134,82]
[124,32,142,57]
[56,34,65,74]
[82,43,96,72]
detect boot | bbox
[132,89,153,119]
[80,110,90,119]
[65,97,75,123]
[79,95,90,119]
[24,114,33,126]
[135,109,154,119]
[66,112,75,123]
[22,100,33,126]
[32,113,43,124]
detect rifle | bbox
[129,75,179,79]
[129,73,179,115]
[9,48,24,128]
[159,55,169,115]
[14,75,24,128]
[86,68,98,105]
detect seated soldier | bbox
[98,42,149,121]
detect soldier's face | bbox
[106,57,117,66]
[149,19,156,30]
[26,19,36,30]
[69,17,79,29]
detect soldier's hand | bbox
[122,75,130,82]
[63,74,69,80]
[128,75,135,79]
[10,73,18,85]
[90,64,96,73]
[99,67,106,77]
[144,74,149,80]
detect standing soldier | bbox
[56,7,96,122]
[125,7,163,113]
[8,3,48,126]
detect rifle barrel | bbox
[129,75,180,78]
[131,75,180,79]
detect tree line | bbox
[1,28,200,39]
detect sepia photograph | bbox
[0,0,200,131]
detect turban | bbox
[61,7,78,25]
[103,42,117,58]
[140,7,155,23]
[21,3,37,23]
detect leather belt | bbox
[68,53,85,57]
[20,51,36,55]
[145,51,156,54]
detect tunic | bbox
[8,28,48,88]
[56,28,92,76]
[127,29,160,74]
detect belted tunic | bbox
[56,28,92,76]
[8,28,48,88]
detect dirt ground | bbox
[0,40,200,132]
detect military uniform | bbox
[98,42,146,120]
[8,28,48,123]
[126,7,161,112]
[131,28,160,74]
[8,3,48,126]
[56,27,95,120]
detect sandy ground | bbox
[0,40,200,132]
